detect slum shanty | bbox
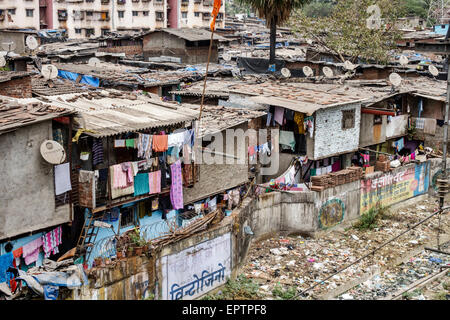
[0,0,449,303]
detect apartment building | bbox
[0,0,225,39]
[0,0,42,30]
[169,0,225,29]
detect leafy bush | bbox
[272,283,297,300]
[354,207,386,230]
[202,275,261,300]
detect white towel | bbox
[54,162,72,195]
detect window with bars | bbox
[342,109,355,130]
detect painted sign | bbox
[360,162,430,214]
[160,233,231,300]
[318,198,345,229]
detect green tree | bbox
[291,0,402,64]
[237,0,311,67]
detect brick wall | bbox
[98,45,143,56]
[0,76,32,98]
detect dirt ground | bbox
[239,196,450,300]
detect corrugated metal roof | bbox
[147,28,228,42]
[17,90,198,138]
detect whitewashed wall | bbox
[314,103,361,159]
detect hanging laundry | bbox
[394,138,404,152]
[53,128,64,146]
[168,131,185,148]
[12,247,22,259]
[54,162,72,196]
[332,160,341,172]
[148,170,161,194]
[42,226,62,258]
[22,237,43,265]
[126,139,135,148]
[415,118,425,130]
[266,112,273,127]
[112,164,127,188]
[0,252,13,283]
[183,144,192,164]
[274,107,285,125]
[182,164,193,185]
[285,109,294,121]
[121,162,134,184]
[134,173,150,196]
[279,130,296,152]
[137,134,152,160]
[114,139,126,148]
[92,138,104,166]
[170,160,184,210]
[294,112,305,134]
[131,161,139,177]
[304,116,314,138]
[423,118,437,135]
[152,134,168,152]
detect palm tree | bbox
[237,0,310,69]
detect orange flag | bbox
[210,0,222,32]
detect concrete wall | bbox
[71,255,156,300]
[314,103,361,159]
[0,121,71,240]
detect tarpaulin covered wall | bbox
[236,57,285,74]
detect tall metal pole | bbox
[438,57,450,250]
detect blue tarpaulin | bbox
[58,70,99,87]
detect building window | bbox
[86,11,93,16]
[120,207,136,228]
[156,11,164,20]
[194,12,200,17]
[118,11,124,18]
[374,114,382,125]
[75,28,82,34]
[182,12,187,19]
[26,9,34,17]
[8,9,16,15]
[132,11,138,16]
[143,11,149,16]
[86,28,95,37]
[342,109,356,130]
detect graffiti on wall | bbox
[318,198,345,229]
[360,162,430,214]
[160,233,231,300]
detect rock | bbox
[341,293,354,300]
[352,235,359,241]
[409,240,419,245]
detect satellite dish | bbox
[2,41,16,52]
[26,35,38,50]
[429,65,439,77]
[389,72,402,87]
[41,64,58,80]
[281,68,291,78]
[0,55,5,68]
[40,140,66,164]
[399,55,408,66]
[88,57,101,67]
[323,66,334,78]
[223,53,231,62]
[303,66,314,77]
[344,60,356,70]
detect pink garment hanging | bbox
[332,160,341,172]
[148,170,161,194]
[42,226,62,258]
[274,107,285,125]
[170,160,184,210]
[22,237,43,265]
[113,164,127,188]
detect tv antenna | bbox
[429,65,439,79]
[281,68,291,78]
[302,66,314,78]
[88,57,101,67]
[389,72,402,90]
[26,35,39,51]
[41,64,59,80]
[322,66,334,78]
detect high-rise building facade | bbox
[0,0,225,39]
